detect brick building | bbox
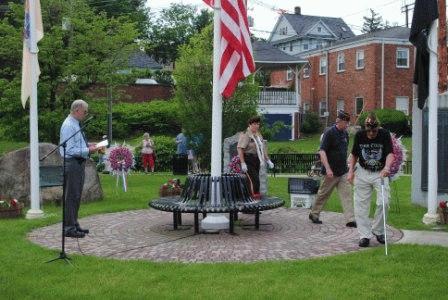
[298,27,414,122]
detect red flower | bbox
[10,199,18,207]
[439,201,447,209]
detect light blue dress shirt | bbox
[176,133,187,155]
[59,115,89,159]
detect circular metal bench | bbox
[149,174,284,233]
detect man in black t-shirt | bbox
[309,110,356,227]
[348,112,394,248]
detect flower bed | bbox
[0,198,24,218]
[438,201,448,224]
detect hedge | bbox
[85,100,181,140]
[358,109,409,136]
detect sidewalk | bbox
[397,230,448,247]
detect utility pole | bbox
[401,3,415,28]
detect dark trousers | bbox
[64,158,86,232]
[244,154,260,194]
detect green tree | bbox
[0,0,138,142]
[173,25,258,169]
[86,0,148,37]
[361,9,384,33]
[145,4,213,65]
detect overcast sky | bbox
[146,0,414,38]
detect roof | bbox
[282,13,355,40]
[128,52,163,70]
[299,26,411,56]
[253,40,306,68]
[332,26,411,47]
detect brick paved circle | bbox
[28,208,402,262]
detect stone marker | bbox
[0,143,103,205]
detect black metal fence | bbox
[270,153,412,175]
[270,153,319,174]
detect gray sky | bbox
[146,0,414,38]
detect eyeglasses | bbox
[366,128,378,133]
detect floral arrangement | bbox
[0,197,23,218]
[159,178,183,197]
[228,155,242,173]
[389,133,407,181]
[438,201,448,224]
[0,198,19,209]
[108,146,134,173]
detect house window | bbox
[396,96,409,115]
[319,56,327,75]
[337,52,345,72]
[286,69,294,81]
[303,43,308,50]
[280,27,288,35]
[289,42,293,52]
[337,99,345,112]
[303,66,310,78]
[317,27,322,32]
[303,102,310,112]
[396,48,409,68]
[355,97,364,115]
[356,50,365,69]
[282,44,286,51]
[319,100,327,117]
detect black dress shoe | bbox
[359,238,370,247]
[373,233,385,244]
[64,230,86,238]
[76,226,89,234]
[346,221,357,228]
[309,213,322,224]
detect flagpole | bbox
[201,0,229,231]
[26,0,43,219]
[423,20,439,224]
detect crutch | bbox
[380,177,388,256]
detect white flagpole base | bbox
[26,208,44,219]
[201,213,229,232]
[422,213,439,225]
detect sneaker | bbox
[346,221,357,228]
[64,230,86,238]
[309,213,322,224]
[373,233,385,244]
[358,238,370,247]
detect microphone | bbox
[83,115,94,124]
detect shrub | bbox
[85,100,181,140]
[261,120,287,141]
[133,135,176,172]
[358,109,409,136]
[300,112,321,134]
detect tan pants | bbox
[354,166,390,239]
[310,173,355,223]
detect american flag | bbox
[203,0,255,98]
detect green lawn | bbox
[0,140,28,155]
[0,138,443,299]
[0,173,446,299]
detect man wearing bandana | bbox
[348,112,394,247]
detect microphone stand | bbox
[43,118,93,264]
